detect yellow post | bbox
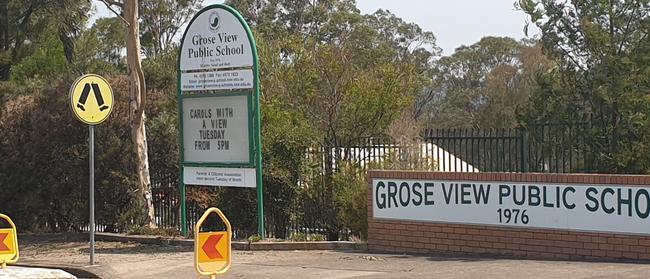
[211,274,216,279]
[2,260,6,270]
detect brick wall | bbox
[367,171,650,261]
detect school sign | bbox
[368,171,650,261]
[178,4,264,236]
[374,180,650,235]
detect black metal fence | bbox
[424,129,525,172]
[151,171,213,233]
[526,124,591,173]
[424,124,590,173]
[151,171,179,229]
[149,124,592,234]
[308,137,438,173]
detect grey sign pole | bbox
[69,74,112,266]
[89,125,95,265]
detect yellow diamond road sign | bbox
[69,74,114,125]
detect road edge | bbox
[63,232,368,251]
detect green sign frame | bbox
[177,4,264,237]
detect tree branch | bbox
[617,5,638,54]
[102,0,122,7]
[99,0,130,26]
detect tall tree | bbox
[424,37,551,129]
[139,0,202,58]
[228,1,439,145]
[0,0,90,80]
[227,0,360,43]
[100,0,156,227]
[92,17,126,67]
[74,17,126,75]
[229,0,439,238]
[518,0,650,173]
[9,26,70,83]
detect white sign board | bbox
[182,95,249,163]
[373,179,650,235]
[181,69,253,92]
[180,8,253,71]
[184,166,256,188]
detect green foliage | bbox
[318,150,439,241]
[73,17,126,75]
[333,162,368,239]
[258,50,317,236]
[0,73,185,232]
[290,232,326,242]
[233,0,437,145]
[290,232,307,241]
[329,151,437,240]
[142,48,179,93]
[310,233,326,241]
[518,0,650,173]
[247,234,261,243]
[233,0,439,240]
[217,188,259,235]
[143,48,180,180]
[140,0,202,58]
[10,28,71,83]
[0,0,546,240]
[296,168,341,240]
[0,77,142,232]
[425,37,551,129]
[0,0,91,80]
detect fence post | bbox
[520,129,529,173]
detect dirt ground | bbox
[15,234,650,279]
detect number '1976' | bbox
[497,208,529,224]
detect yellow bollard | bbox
[0,213,19,269]
[194,208,232,278]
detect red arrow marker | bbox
[0,232,9,251]
[202,234,224,260]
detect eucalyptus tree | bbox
[228,0,440,239]
[425,37,551,129]
[100,0,155,227]
[0,0,90,80]
[139,0,202,58]
[518,0,650,173]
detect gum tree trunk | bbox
[124,0,156,228]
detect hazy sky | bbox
[93,0,537,55]
[355,0,537,54]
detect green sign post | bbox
[177,4,264,237]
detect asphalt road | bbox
[17,236,650,279]
[102,250,650,279]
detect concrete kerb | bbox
[12,263,102,279]
[69,232,367,251]
[247,241,367,251]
